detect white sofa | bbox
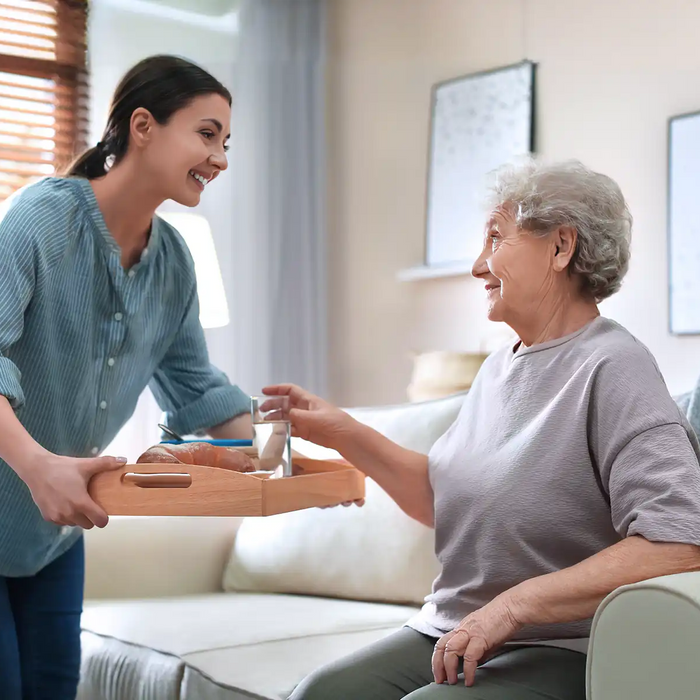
[79,393,700,700]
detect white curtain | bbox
[224,0,328,397]
[104,0,327,459]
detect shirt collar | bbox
[70,177,160,261]
[512,316,601,361]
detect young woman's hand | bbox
[21,454,127,529]
[262,384,357,451]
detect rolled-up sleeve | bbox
[0,201,38,410]
[149,286,250,436]
[0,359,24,410]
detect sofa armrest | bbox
[84,516,242,600]
[587,571,700,700]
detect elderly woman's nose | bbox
[472,249,489,277]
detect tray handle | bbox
[122,472,193,488]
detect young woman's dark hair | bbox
[67,55,232,179]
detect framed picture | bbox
[668,111,700,335]
[424,61,535,268]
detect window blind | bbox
[0,0,88,201]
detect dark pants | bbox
[289,627,587,700]
[0,537,84,700]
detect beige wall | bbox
[326,0,700,406]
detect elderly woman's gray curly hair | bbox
[486,158,632,302]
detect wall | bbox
[89,0,238,457]
[326,0,700,406]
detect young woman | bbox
[0,55,252,698]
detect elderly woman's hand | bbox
[432,595,523,686]
[262,383,358,453]
[263,384,365,507]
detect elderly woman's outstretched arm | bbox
[263,383,435,527]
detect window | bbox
[0,0,88,201]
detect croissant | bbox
[136,442,256,473]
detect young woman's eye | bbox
[200,130,228,152]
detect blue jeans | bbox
[0,537,84,700]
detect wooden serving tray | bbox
[88,458,365,517]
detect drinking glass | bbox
[250,395,292,477]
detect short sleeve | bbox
[149,284,250,436]
[608,423,700,544]
[588,345,700,545]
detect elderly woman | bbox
[267,159,700,700]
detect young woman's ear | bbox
[129,108,154,149]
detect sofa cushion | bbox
[222,393,465,605]
[79,632,183,700]
[81,592,419,700]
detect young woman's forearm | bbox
[0,396,49,480]
[337,421,434,527]
[209,411,253,440]
[0,395,126,529]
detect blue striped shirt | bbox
[0,177,249,577]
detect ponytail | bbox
[64,141,110,179]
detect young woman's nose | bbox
[209,149,228,172]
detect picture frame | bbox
[424,61,536,269]
[668,110,700,335]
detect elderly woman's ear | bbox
[551,225,577,272]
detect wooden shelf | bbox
[397,262,474,282]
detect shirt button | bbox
[114,312,123,321]
[128,269,136,278]
[99,401,107,410]
[142,248,149,258]
[107,358,115,367]
[90,447,99,455]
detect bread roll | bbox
[137,442,256,472]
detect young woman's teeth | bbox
[190,171,208,186]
